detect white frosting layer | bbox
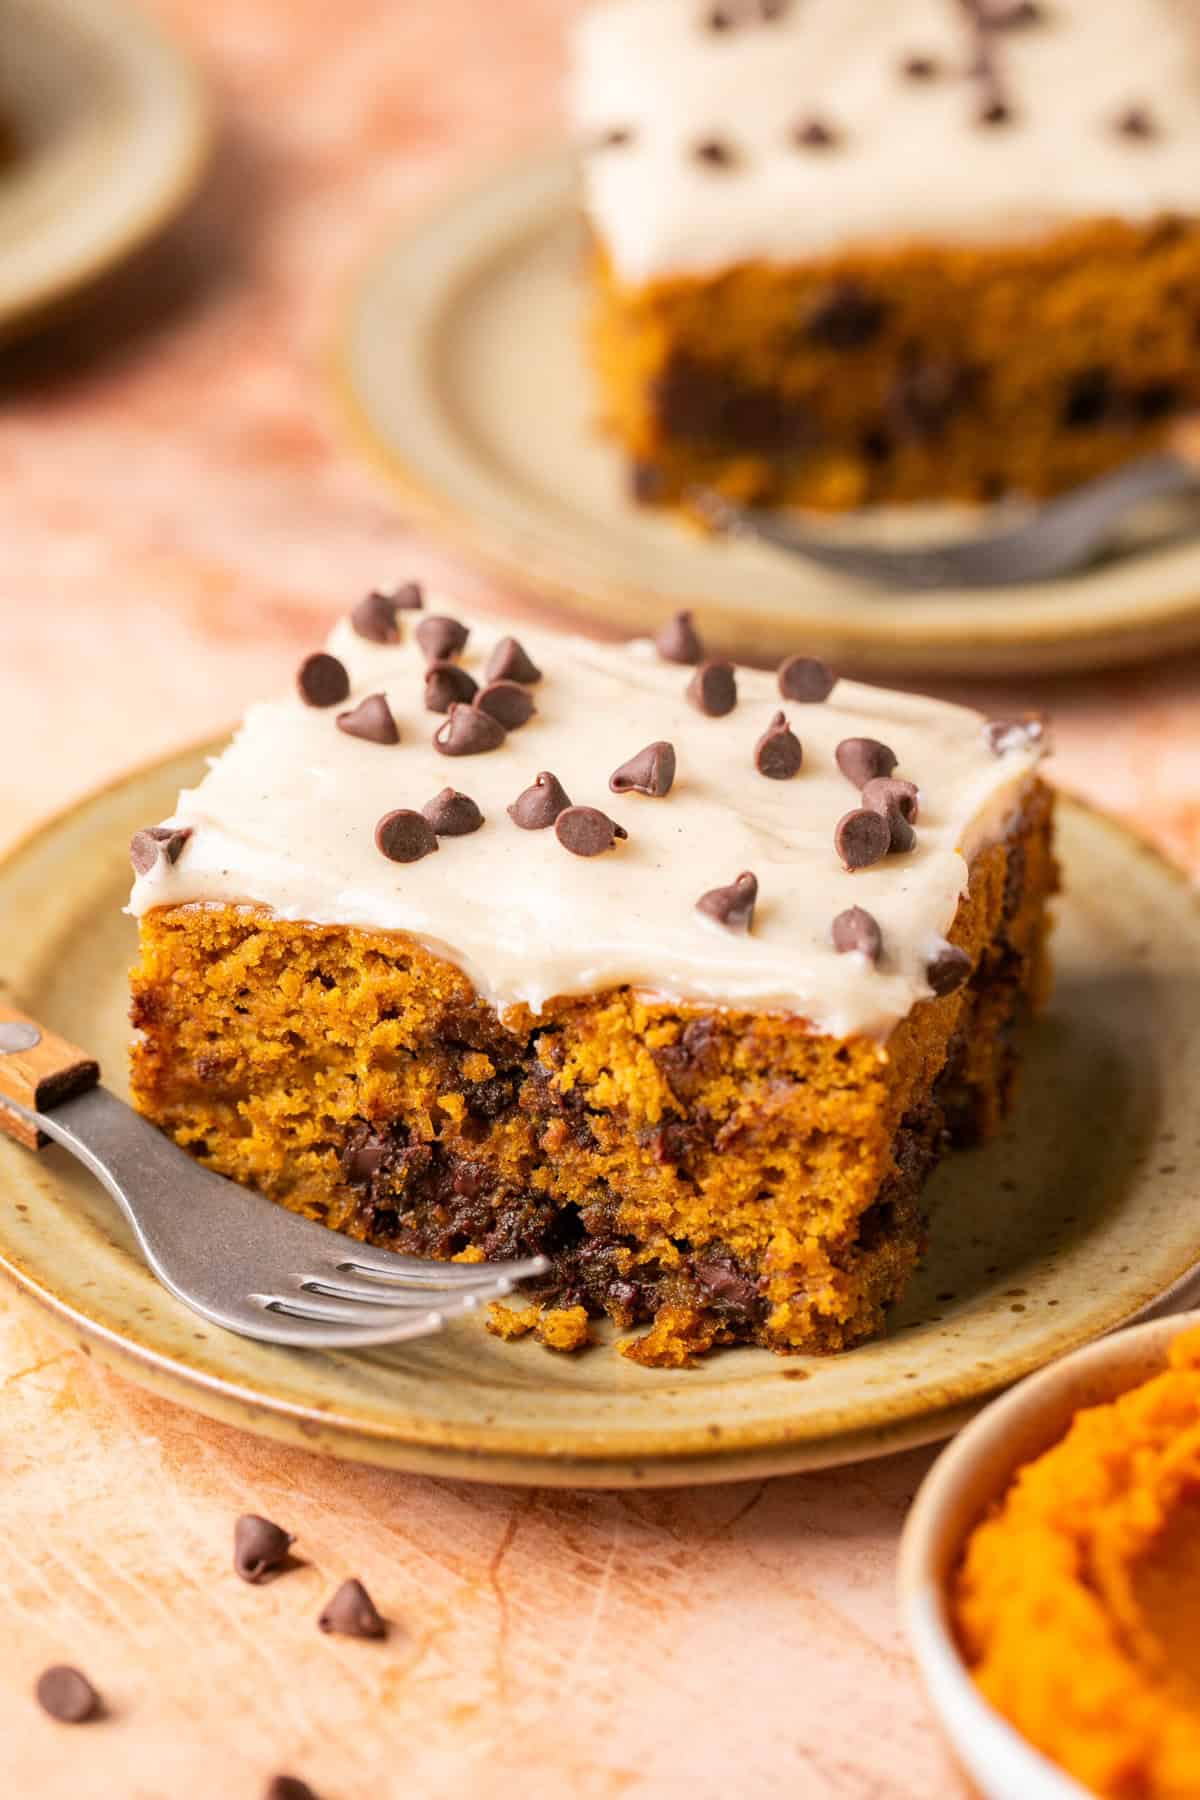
[571,0,1200,282]
[128,604,1043,1040]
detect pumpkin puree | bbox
[955,1327,1200,1799]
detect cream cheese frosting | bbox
[127,600,1044,1040]
[570,0,1200,283]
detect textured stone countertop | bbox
[0,4,1197,1796]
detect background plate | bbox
[1,749,1198,1486]
[337,148,1200,680]
[0,0,212,339]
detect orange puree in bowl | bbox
[954,1327,1200,1800]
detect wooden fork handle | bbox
[1168,414,1200,472]
[0,1003,100,1150]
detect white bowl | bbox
[898,1309,1200,1800]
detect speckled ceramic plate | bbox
[1,748,1199,1486]
[0,0,212,340]
[335,147,1200,680]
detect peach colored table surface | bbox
[1,4,1198,1796]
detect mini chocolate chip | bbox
[336,693,399,745]
[927,944,972,997]
[415,615,469,663]
[508,771,571,829]
[422,788,484,836]
[475,680,536,730]
[234,1514,295,1583]
[977,95,1012,127]
[594,125,634,149]
[297,652,350,708]
[318,1577,386,1640]
[656,609,703,665]
[696,871,758,933]
[35,1666,100,1724]
[705,4,734,27]
[687,659,737,717]
[832,907,882,962]
[753,711,803,779]
[264,1778,319,1800]
[1116,105,1155,140]
[803,284,886,351]
[902,52,939,79]
[693,138,736,168]
[862,775,919,853]
[778,655,836,702]
[836,737,898,788]
[434,703,506,756]
[350,583,421,642]
[374,810,439,863]
[484,636,541,685]
[129,825,192,876]
[555,806,627,857]
[984,715,1047,755]
[993,0,1042,24]
[835,809,891,871]
[425,661,478,713]
[609,741,676,797]
[793,118,839,149]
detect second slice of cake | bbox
[128,591,1054,1365]
[572,0,1200,512]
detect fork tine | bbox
[253,1281,504,1329]
[296,1271,520,1308]
[332,1247,549,1286]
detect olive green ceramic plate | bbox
[2,748,1198,1487]
[336,147,1200,680]
[0,0,212,340]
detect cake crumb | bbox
[487,1301,539,1340]
[451,1244,487,1265]
[536,1305,591,1353]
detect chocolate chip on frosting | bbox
[297,652,350,708]
[833,907,882,962]
[656,609,703,665]
[792,117,840,150]
[835,809,892,871]
[129,825,192,876]
[234,1514,295,1584]
[836,736,898,789]
[778,655,836,702]
[754,712,802,780]
[434,703,506,756]
[318,1577,386,1640]
[1116,105,1155,140]
[350,583,421,643]
[475,680,536,730]
[902,52,939,79]
[484,636,542,685]
[35,1666,100,1724]
[264,1777,319,1800]
[425,661,478,713]
[927,944,972,997]
[693,137,738,168]
[422,788,484,837]
[687,659,737,717]
[610,741,676,797]
[862,776,919,853]
[555,807,628,857]
[696,871,758,933]
[983,715,1047,755]
[374,810,439,863]
[336,693,399,745]
[508,772,572,829]
[415,615,469,664]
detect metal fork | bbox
[693,418,1200,591]
[0,1007,547,1350]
